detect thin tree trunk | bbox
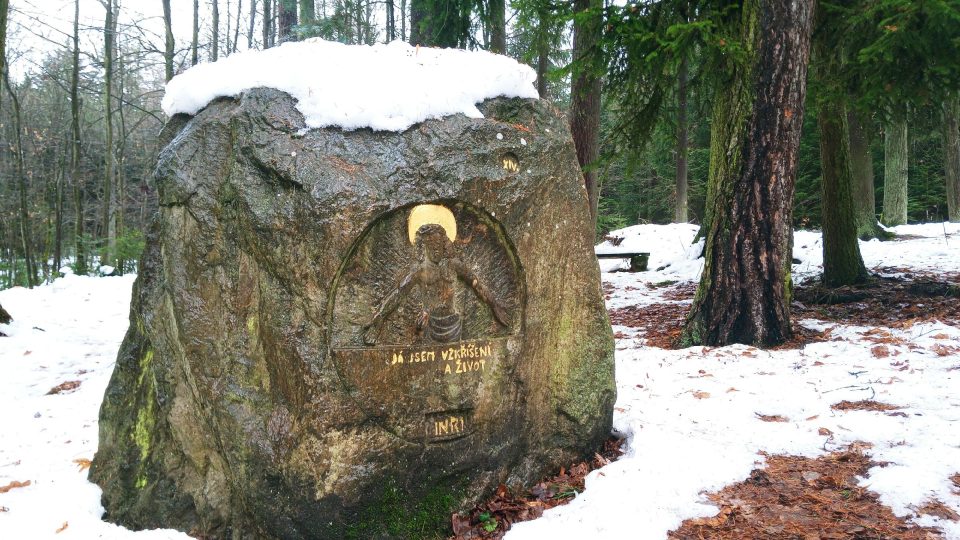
[262,0,272,48]
[212,0,220,61]
[570,0,602,227]
[400,0,406,41]
[846,109,886,238]
[72,0,86,275]
[233,0,242,53]
[101,0,117,266]
[386,0,395,41]
[682,0,814,347]
[4,70,38,288]
[489,0,506,54]
[674,54,689,223]
[942,97,960,222]
[226,0,232,54]
[535,8,549,98]
[54,138,65,275]
[819,102,869,286]
[247,0,256,48]
[882,119,908,226]
[162,0,175,81]
[192,0,199,65]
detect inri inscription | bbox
[330,202,523,442]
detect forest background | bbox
[0,0,957,291]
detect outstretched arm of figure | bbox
[362,270,419,342]
[453,260,511,327]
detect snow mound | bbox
[161,39,540,132]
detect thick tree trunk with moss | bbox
[943,97,960,222]
[882,119,909,226]
[847,110,887,238]
[279,0,296,42]
[819,103,869,286]
[682,0,814,347]
[570,0,602,227]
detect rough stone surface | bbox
[90,88,615,539]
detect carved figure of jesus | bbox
[362,222,510,345]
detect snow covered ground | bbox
[1,222,958,539]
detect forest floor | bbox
[1,222,958,539]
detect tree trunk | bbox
[300,0,314,26]
[943,97,960,222]
[569,0,602,227]
[386,0,395,41]
[226,0,231,54]
[212,0,219,60]
[278,0,296,42]
[409,0,423,45]
[400,0,406,41]
[101,0,117,267]
[819,102,869,286]
[489,0,506,54]
[0,302,10,325]
[247,0,256,48]
[681,0,814,347]
[535,7,549,98]
[674,54,689,223]
[882,119,908,226]
[262,0,272,48]
[192,0,199,65]
[72,0,86,275]
[162,0,174,81]
[4,70,38,288]
[846,109,887,238]
[232,0,242,53]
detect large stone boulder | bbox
[90,87,615,539]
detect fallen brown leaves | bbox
[668,446,939,539]
[55,521,69,533]
[46,380,81,395]
[831,400,902,412]
[608,302,687,349]
[0,480,31,493]
[918,500,960,521]
[794,274,960,329]
[73,458,92,472]
[756,413,789,422]
[450,437,624,539]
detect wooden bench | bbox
[595,251,650,272]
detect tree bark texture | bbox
[682,0,815,347]
[489,0,506,54]
[192,0,199,65]
[846,110,886,238]
[162,0,174,81]
[247,0,256,48]
[409,0,423,45]
[943,97,960,222]
[675,54,689,223]
[882,119,908,226]
[262,0,272,48]
[101,0,117,266]
[211,0,219,60]
[569,0,602,227]
[72,0,86,274]
[279,0,296,42]
[819,102,869,286]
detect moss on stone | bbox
[345,478,466,540]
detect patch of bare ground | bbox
[609,302,688,349]
[449,437,625,539]
[794,272,960,328]
[668,445,942,540]
[831,400,902,412]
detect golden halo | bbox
[407,204,457,245]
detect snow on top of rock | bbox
[161,39,540,132]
